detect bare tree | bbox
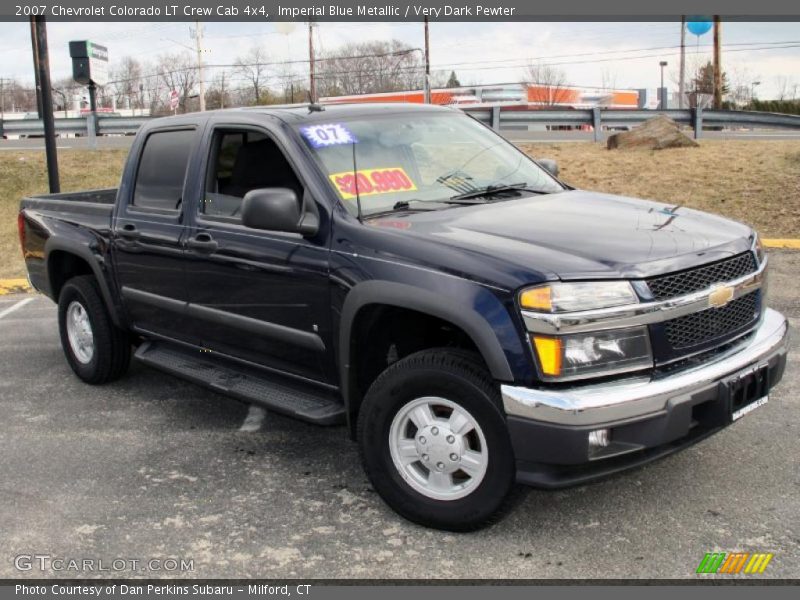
[156,52,198,113]
[522,62,571,106]
[205,70,231,110]
[1,79,35,113]
[316,40,423,97]
[50,76,83,114]
[234,46,270,105]
[774,75,797,101]
[600,68,617,90]
[109,57,144,112]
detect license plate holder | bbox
[724,364,770,422]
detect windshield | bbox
[295,111,564,217]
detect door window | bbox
[202,129,303,219]
[132,129,195,211]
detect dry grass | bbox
[0,150,127,278]
[519,140,800,239]
[1,140,799,278]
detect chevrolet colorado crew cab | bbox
[19,103,789,531]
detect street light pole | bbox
[30,15,59,193]
[679,16,686,109]
[659,61,668,110]
[308,21,317,103]
[423,17,431,104]
[751,81,761,106]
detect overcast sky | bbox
[1,20,798,97]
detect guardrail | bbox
[0,115,150,139]
[464,107,800,141]
[2,109,800,142]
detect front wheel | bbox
[357,349,516,531]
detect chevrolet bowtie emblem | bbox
[709,285,735,308]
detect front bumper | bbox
[502,307,789,488]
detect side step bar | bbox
[135,341,345,426]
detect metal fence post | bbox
[491,106,500,131]
[592,108,602,143]
[86,113,97,149]
[693,106,703,140]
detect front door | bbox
[182,124,332,384]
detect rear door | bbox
[181,120,332,384]
[112,125,199,342]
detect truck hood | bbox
[365,190,754,288]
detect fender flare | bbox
[44,236,123,328]
[338,280,515,413]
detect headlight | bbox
[752,233,765,265]
[531,327,652,380]
[519,281,638,313]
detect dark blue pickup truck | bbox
[18,103,788,530]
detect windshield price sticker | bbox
[329,167,417,200]
[301,123,357,148]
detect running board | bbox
[135,341,345,426]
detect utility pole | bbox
[308,21,316,103]
[30,16,59,192]
[0,78,6,120]
[679,16,686,109]
[423,17,431,104]
[193,20,206,111]
[713,15,722,109]
[219,71,225,109]
[29,19,43,117]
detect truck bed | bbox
[19,188,119,300]
[21,188,117,217]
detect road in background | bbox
[2,129,800,151]
[0,252,797,579]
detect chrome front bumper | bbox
[502,307,789,426]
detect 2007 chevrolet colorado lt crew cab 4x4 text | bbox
[19,103,789,530]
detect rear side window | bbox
[132,129,194,211]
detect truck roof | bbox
[149,102,455,127]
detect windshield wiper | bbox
[361,200,440,219]
[448,182,542,203]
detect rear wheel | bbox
[357,349,516,531]
[58,275,131,384]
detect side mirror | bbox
[538,158,559,178]
[241,188,319,236]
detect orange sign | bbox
[329,167,417,200]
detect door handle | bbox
[187,233,218,252]
[119,224,140,239]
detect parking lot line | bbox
[0,297,34,320]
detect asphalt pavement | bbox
[0,251,798,579]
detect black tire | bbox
[357,348,516,531]
[58,275,131,384]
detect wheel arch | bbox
[45,238,122,328]
[339,280,515,432]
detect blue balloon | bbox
[687,20,712,36]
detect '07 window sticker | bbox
[301,123,357,148]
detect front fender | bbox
[338,279,530,412]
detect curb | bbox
[0,279,30,295]
[762,239,800,249]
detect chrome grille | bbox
[664,291,759,349]
[646,252,757,301]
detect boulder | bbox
[607,116,699,150]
